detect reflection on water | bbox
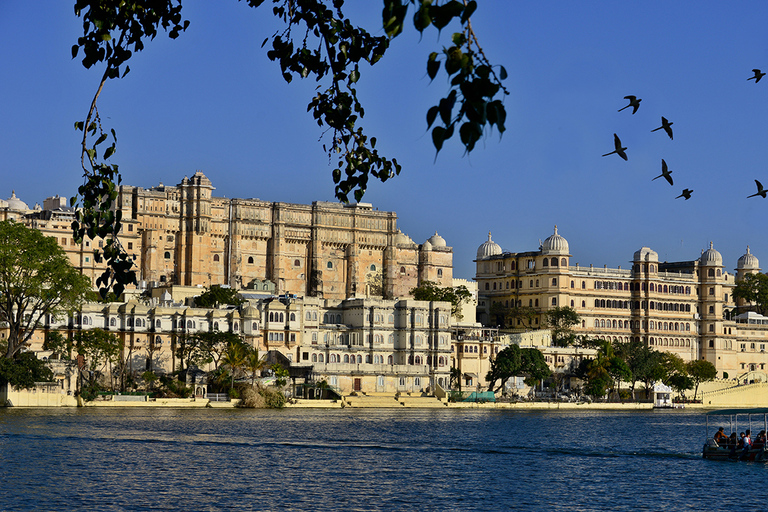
[1,408,767,511]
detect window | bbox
[400,266,406,275]
[128,242,133,250]
[437,268,443,277]
[164,251,171,259]
[294,259,301,267]
[327,261,333,269]
[213,254,220,262]
[248,256,254,264]
[552,278,557,286]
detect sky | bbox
[2,2,768,281]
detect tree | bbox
[687,359,718,401]
[70,1,507,297]
[614,339,657,398]
[667,373,693,400]
[410,281,472,320]
[485,344,521,393]
[733,272,768,315]
[0,221,92,360]
[0,352,54,390]
[245,347,267,386]
[545,306,580,347]
[74,328,122,392]
[195,285,244,308]
[178,331,243,372]
[519,348,551,387]
[221,339,250,390]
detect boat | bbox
[703,408,768,461]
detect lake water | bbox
[0,407,765,511]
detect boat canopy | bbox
[706,408,768,416]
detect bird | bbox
[651,116,674,140]
[602,133,627,160]
[652,159,673,186]
[747,179,767,198]
[748,69,766,83]
[618,95,642,114]
[676,189,693,200]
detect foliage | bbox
[667,373,693,399]
[74,328,122,391]
[450,366,461,392]
[0,221,92,359]
[485,345,521,393]
[238,385,287,409]
[271,363,290,388]
[545,306,580,347]
[141,370,158,389]
[175,331,243,371]
[221,339,250,389]
[195,285,244,308]
[71,1,506,296]
[687,359,717,400]
[158,374,192,398]
[44,331,71,360]
[733,272,768,315]
[245,348,267,386]
[0,352,54,390]
[410,281,472,320]
[485,345,550,393]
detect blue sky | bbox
[2,2,768,280]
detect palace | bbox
[1,173,453,300]
[474,227,768,380]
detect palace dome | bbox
[395,230,414,246]
[477,232,502,259]
[541,226,569,255]
[633,247,658,262]
[700,242,723,266]
[5,191,29,212]
[421,240,433,251]
[427,232,447,248]
[738,246,759,270]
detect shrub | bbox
[236,385,286,409]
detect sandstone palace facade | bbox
[2,172,453,300]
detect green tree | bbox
[410,281,472,320]
[667,373,693,400]
[73,328,122,392]
[545,306,580,347]
[687,359,718,400]
[0,352,54,390]
[614,340,657,399]
[70,1,507,296]
[450,366,462,393]
[485,344,521,393]
[519,347,551,387]
[43,331,72,360]
[0,221,91,359]
[195,285,244,309]
[221,339,250,390]
[245,347,267,386]
[733,272,768,315]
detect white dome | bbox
[395,230,415,246]
[541,226,569,255]
[477,232,502,259]
[427,232,447,248]
[422,240,433,251]
[738,246,760,270]
[700,242,723,266]
[633,247,659,262]
[5,191,29,212]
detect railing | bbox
[208,393,230,402]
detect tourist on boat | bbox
[714,427,727,444]
[740,430,753,460]
[754,430,767,447]
[738,432,747,450]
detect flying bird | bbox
[652,159,674,186]
[748,69,766,83]
[602,133,628,160]
[676,189,693,200]
[747,179,767,198]
[618,95,642,114]
[651,116,674,140]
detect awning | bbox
[464,373,478,379]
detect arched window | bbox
[248,256,254,264]
[357,355,362,364]
[213,254,220,262]
[164,251,171,259]
[594,319,599,327]
[551,257,558,266]
[552,278,557,286]
[110,318,116,326]
[400,266,406,275]
[561,258,567,266]
[186,320,193,328]
[290,313,296,321]
[370,264,376,271]
[155,319,161,328]
[312,354,318,362]
[127,318,133,327]
[343,354,350,363]
[582,281,586,289]
[551,298,557,306]
[294,259,301,267]
[214,322,219,330]
[327,261,333,269]
[543,258,549,267]
[387,355,393,365]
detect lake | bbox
[0,407,765,511]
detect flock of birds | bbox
[602,70,768,201]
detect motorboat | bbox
[703,408,768,461]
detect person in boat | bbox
[754,430,767,448]
[737,432,746,450]
[714,427,727,444]
[740,430,753,460]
